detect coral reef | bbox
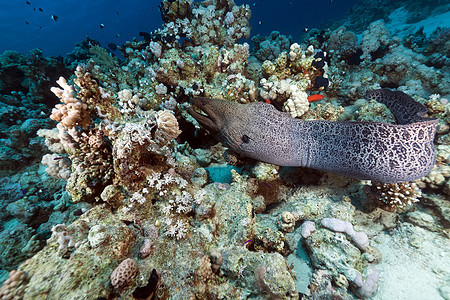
[0,0,449,299]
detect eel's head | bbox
[187,97,255,154]
[187,97,226,134]
[187,97,293,164]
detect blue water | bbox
[0,0,358,56]
[248,0,358,40]
[0,0,161,56]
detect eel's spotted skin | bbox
[187,89,438,183]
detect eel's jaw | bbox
[187,97,223,134]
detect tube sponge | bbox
[321,218,369,251]
[351,266,379,299]
[300,220,316,239]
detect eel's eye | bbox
[242,134,250,143]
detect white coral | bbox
[283,89,310,118]
[118,89,140,115]
[41,153,71,180]
[360,20,390,60]
[155,110,182,142]
[149,41,162,58]
[155,83,168,95]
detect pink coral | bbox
[110,258,139,290]
[50,76,91,129]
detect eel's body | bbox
[187,89,438,183]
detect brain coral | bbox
[110,258,139,290]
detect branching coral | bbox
[251,31,292,62]
[45,66,115,202]
[363,181,421,210]
[260,77,310,118]
[360,20,390,60]
[50,76,91,129]
[41,153,71,180]
[66,128,114,202]
[0,270,29,299]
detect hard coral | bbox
[110,258,139,290]
[157,0,251,47]
[364,181,421,211]
[50,77,91,129]
[155,110,182,142]
[0,270,29,300]
[360,20,390,60]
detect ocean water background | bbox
[0,0,358,56]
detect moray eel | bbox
[187,89,438,183]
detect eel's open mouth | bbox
[187,97,221,133]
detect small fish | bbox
[303,27,309,32]
[307,94,325,102]
[116,11,119,16]
[243,239,252,246]
[258,20,263,25]
[26,1,30,4]
[265,99,271,104]
[116,33,120,38]
[53,156,64,160]
[100,23,104,29]
[25,21,29,25]
[51,14,58,21]
[38,7,43,12]
[139,31,152,42]
[253,3,257,6]
[108,43,118,51]
[73,209,84,216]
